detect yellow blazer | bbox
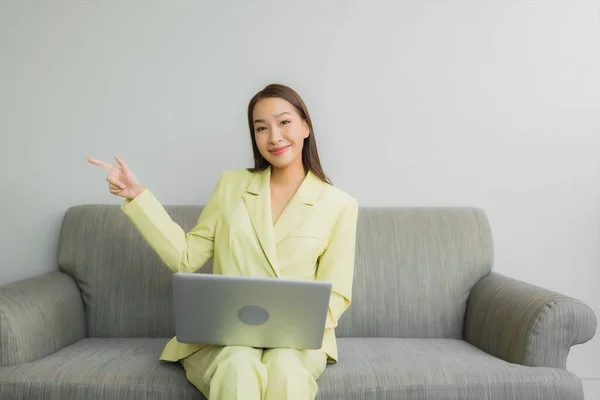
[121,166,358,364]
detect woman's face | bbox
[252,97,310,170]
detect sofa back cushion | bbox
[57,205,211,338]
[336,207,493,339]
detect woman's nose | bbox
[268,128,282,143]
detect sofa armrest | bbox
[464,272,597,368]
[0,271,86,366]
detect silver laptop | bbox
[172,272,332,350]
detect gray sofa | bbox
[0,205,596,399]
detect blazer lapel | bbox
[273,170,327,245]
[242,167,279,276]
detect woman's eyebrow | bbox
[254,112,291,124]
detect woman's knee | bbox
[184,346,265,387]
[263,348,328,382]
[213,346,265,377]
[262,349,322,400]
[220,345,262,361]
[262,348,305,372]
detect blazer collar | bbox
[245,165,325,205]
[242,166,327,276]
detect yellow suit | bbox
[121,166,358,398]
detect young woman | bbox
[88,84,359,400]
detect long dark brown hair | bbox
[247,83,331,185]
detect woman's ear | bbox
[303,120,311,138]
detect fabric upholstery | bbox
[464,272,597,368]
[0,338,199,400]
[57,204,212,338]
[317,338,584,399]
[0,271,85,366]
[336,207,493,338]
[0,338,584,400]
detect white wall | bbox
[1,0,598,385]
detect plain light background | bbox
[1,0,599,395]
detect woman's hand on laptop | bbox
[87,155,145,200]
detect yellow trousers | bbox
[180,345,328,400]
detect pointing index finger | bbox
[87,157,113,171]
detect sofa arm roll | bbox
[464,273,597,368]
[0,271,86,366]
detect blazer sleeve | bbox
[316,197,359,329]
[120,174,225,273]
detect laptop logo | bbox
[237,305,269,326]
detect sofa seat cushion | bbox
[0,338,584,400]
[321,338,583,400]
[0,338,201,400]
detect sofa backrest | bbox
[336,207,493,339]
[57,204,493,339]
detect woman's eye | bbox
[255,126,266,132]
[281,120,291,125]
